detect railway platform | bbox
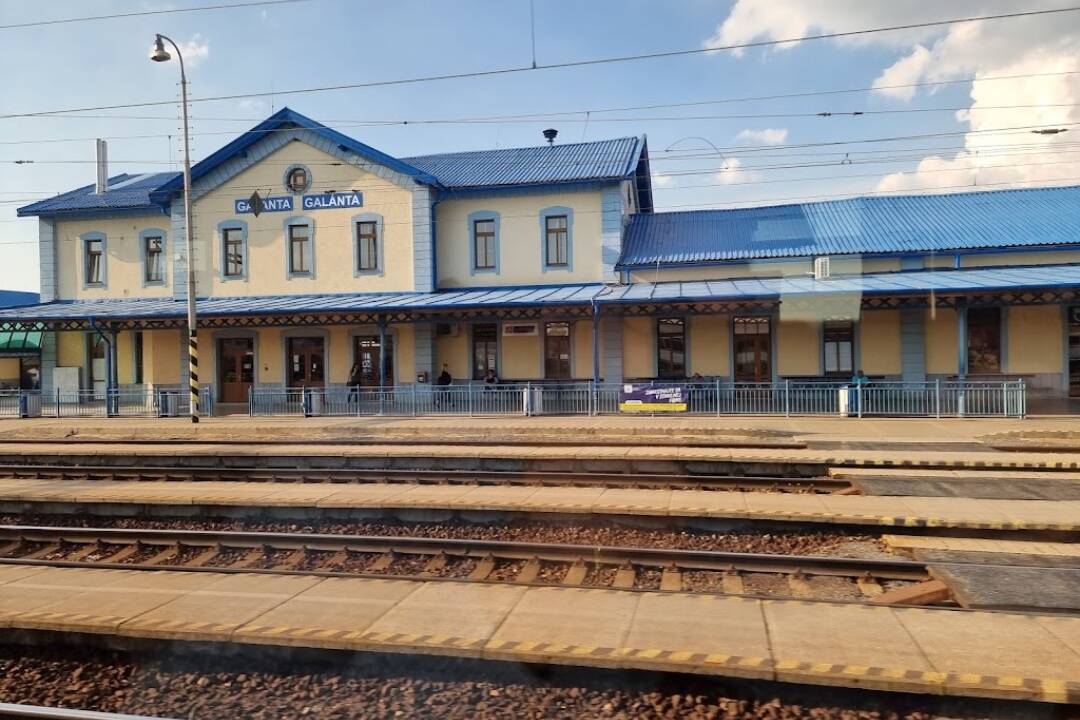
[0,563,1075,704]
[0,441,1077,474]
[0,478,1078,531]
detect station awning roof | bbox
[0,264,1076,330]
[0,330,41,354]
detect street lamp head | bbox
[149,35,171,62]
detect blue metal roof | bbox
[17,173,177,217]
[402,136,644,189]
[149,108,440,203]
[2,265,1077,326]
[18,110,645,216]
[620,185,1080,266]
[0,290,38,309]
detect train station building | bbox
[3,107,1080,412]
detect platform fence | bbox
[0,386,214,419]
[243,379,1025,419]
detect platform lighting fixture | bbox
[150,33,200,423]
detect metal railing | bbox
[245,379,1026,419]
[0,386,214,418]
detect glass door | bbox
[733,316,771,383]
[1070,307,1080,397]
[353,336,394,387]
[544,322,571,380]
[288,337,325,388]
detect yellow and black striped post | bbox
[188,329,200,423]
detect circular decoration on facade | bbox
[284,164,312,194]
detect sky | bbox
[1,0,1078,292]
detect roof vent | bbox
[94,139,108,194]
[542,128,558,145]
[814,256,831,280]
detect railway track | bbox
[0,464,848,493]
[0,524,938,603]
[0,704,174,720]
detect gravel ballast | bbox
[0,643,1052,720]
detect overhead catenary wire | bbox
[1,171,1077,229]
[5,120,1079,169]
[0,0,311,30]
[3,5,1079,120]
[2,102,1078,147]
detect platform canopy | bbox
[0,264,1077,331]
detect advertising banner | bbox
[618,383,687,412]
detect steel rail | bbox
[0,464,845,491]
[0,703,175,720]
[0,524,927,580]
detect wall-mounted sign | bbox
[234,191,364,215]
[618,384,687,413]
[302,191,364,210]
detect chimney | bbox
[94,139,108,194]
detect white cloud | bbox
[736,128,789,145]
[707,1,1080,193]
[178,34,209,67]
[651,173,674,187]
[712,158,760,184]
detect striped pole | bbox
[188,329,199,421]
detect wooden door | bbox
[218,338,254,403]
[287,337,325,388]
[733,317,771,383]
[544,322,571,380]
[354,336,394,387]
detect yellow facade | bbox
[194,141,417,297]
[0,359,19,383]
[925,308,959,375]
[54,215,172,300]
[859,311,902,376]
[1007,306,1063,373]
[572,320,595,380]
[689,315,728,376]
[622,317,654,379]
[143,330,181,385]
[501,333,542,380]
[437,189,604,288]
[436,329,469,381]
[777,320,819,376]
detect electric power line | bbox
[0,0,311,30]
[3,5,1079,120]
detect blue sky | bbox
[2,0,1078,291]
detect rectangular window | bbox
[356,221,378,272]
[85,238,104,285]
[967,307,1001,374]
[223,228,244,278]
[472,323,498,379]
[288,224,311,275]
[657,318,686,379]
[823,320,854,377]
[133,332,144,385]
[143,235,164,283]
[544,215,568,267]
[474,219,496,270]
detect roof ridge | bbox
[638,182,1080,218]
[402,135,639,160]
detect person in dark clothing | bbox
[436,364,452,405]
[483,368,500,387]
[347,362,362,402]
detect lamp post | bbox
[150,34,200,423]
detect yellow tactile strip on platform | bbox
[883,535,1080,557]
[0,441,1078,471]
[0,567,1077,703]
